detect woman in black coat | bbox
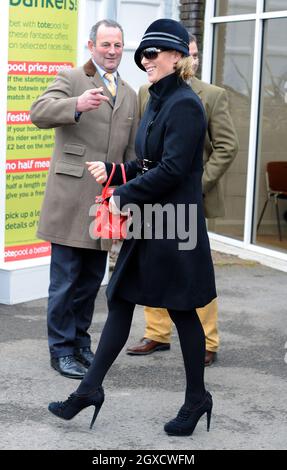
[48,19,216,437]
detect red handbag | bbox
[93,162,128,240]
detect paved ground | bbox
[0,251,287,450]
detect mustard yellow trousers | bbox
[144,298,219,352]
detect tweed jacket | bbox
[138,77,239,218]
[30,60,138,250]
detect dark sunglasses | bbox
[140,47,169,60]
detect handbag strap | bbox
[102,162,116,199]
[102,162,126,199]
[120,163,127,184]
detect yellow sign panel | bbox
[6,1,78,262]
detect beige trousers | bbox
[144,298,219,352]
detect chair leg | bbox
[257,199,269,231]
[275,198,282,241]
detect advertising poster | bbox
[5,0,78,262]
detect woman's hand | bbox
[86,161,107,183]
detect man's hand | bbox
[86,161,107,183]
[76,87,109,112]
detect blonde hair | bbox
[175,55,195,81]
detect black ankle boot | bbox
[164,391,212,436]
[48,386,104,429]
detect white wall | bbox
[118,0,164,91]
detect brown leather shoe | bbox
[126,338,171,356]
[205,351,217,367]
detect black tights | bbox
[77,296,206,406]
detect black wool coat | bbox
[105,73,216,310]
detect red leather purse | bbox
[94,163,128,240]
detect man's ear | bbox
[88,40,94,53]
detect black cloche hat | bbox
[134,18,189,70]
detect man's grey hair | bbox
[188,33,197,44]
[89,19,124,45]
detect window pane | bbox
[264,0,287,12]
[253,18,287,252]
[215,0,256,16]
[210,21,255,240]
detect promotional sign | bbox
[5,0,78,262]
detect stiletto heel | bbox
[206,408,211,432]
[89,402,103,429]
[48,386,104,429]
[164,391,213,436]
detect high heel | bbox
[164,391,213,436]
[48,386,104,429]
[206,407,212,432]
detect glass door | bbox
[211,20,255,240]
[253,18,287,252]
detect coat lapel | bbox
[83,59,114,109]
[83,59,96,77]
[113,76,125,113]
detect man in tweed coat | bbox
[31,20,138,379]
